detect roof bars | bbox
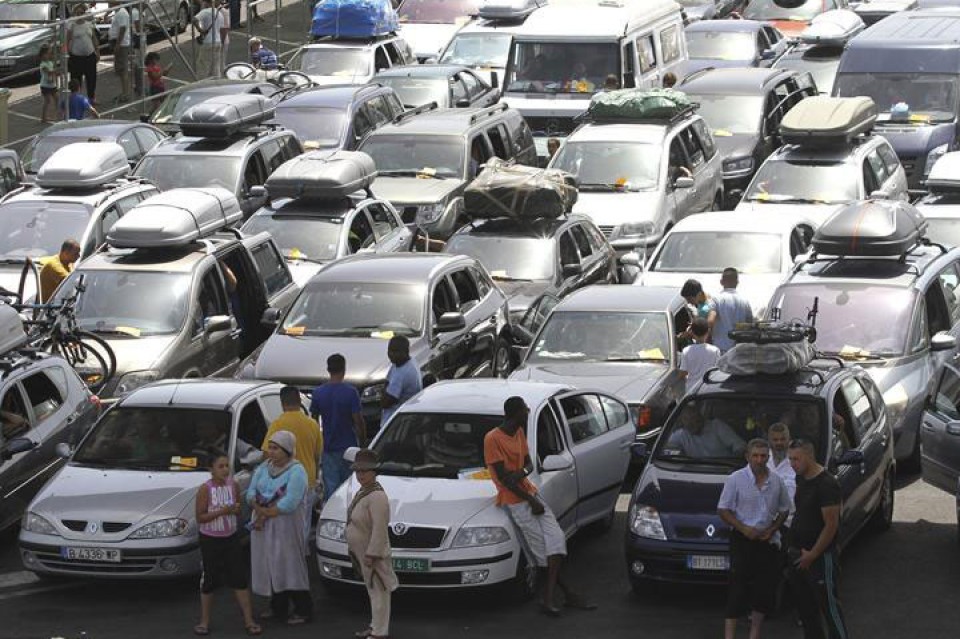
[469,102,509,125]
[393,101,439,124]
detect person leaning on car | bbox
[379,336,422,427]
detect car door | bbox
[192,264,240,376]
[461,70,496,107]
[368,201,412,253]
[828,385,867,534]
[569,223,605,287]
[133,125,166,157]
[667,134,696,221]
[239,150,269,216]
[876,142,907,200]
[116,128,146,168]
[243,235,298,316]
[532,400,579,531]
[449,266,496,377]
[429,274,467,380]
[556,229,582,298]
[921,364,960,495]
[345,207,378,255]
[840,376,885,515]
[682,123,719,211]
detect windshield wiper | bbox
[657,454,743,468]
[578,183,621,192]
[747,196,834,204]
[285,254,325,265]
[0,257,26,264]
[604,355,667,363]
[88,328,141,338]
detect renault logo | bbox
[391,523,407,536]
[85,521,99,534]
[705,524,716,538]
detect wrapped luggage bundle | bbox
[586,88,695,122]
[266,150,377,200]
[311,0,399,39]
[718,322,816,376]
[179,94,275,138]
[463,158,577,220]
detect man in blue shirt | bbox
[380,335,422,427]
[249,37,279,70]
[310,354,366,499]
[708,267,754,353]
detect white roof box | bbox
[799,9,864,46]
[266,150,377,200]
[178,94,276,138]
[924,151,960,191]
[478,0,546,20]
[35,142,129,189]
[0,304,27,355]
[106,188,242,249]
[780,96,876,147]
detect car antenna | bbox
[806,296,819,328]
[168,378,183,405]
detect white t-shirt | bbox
[68,19,97,57]
[679,342,721,393]
[197,7,230,46]
[108,7,131,47]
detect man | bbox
[310,354,366,499]
[546,138,561,160]
[39,240,81,302]
[193,0,230,79]
[380,335,422,427]
[767,422,797,506]
[484,396,595,616]
[667,408,745,458]
[662,72,678,89]
[108,1,132,102]
[786,439,848,639]
[718,439,792,639]
[708,267,754,353]
[249,37,279,70]
[262,386,322,487]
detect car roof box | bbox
[106,188,243,249]
[178,94,275,138]
[35,142,129,189]
[780,96,876,147]
[478,0,546,20]
[0,304,28,355]
[799,9,864,46]
[924,151,960,191]
[812,200,927,257]
[265,150,377,200]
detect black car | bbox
[373,64,500,109]
[149,79,281,132]
[679,67,818,207]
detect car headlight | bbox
[127,518,188,539]
[722,157,754,176]
[361,382,385,402]
[317,519,346,542]
[620,222,657,238]
[416,202,446,224]
[452,526,510,548]
[115,370,161,396]
[2,44,34,58]
[628,504,666,540]
[925,144,950,177]
[22,512,58,536]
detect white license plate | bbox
[60,547,121,563]
[687,554,729,571]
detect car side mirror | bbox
[1,437,37,461]
[513,325,534,346]
[631,442,649,459]
[619,252,641,268]
[489,88,501,102]
[455,98,471,108]
[835,449,864,466]
[203,314,233,335]
[436,311,466,333]
[932,332,957,352]
[673,176,695,189]
[562,263,583,277]
[540,454,573,472]
[248,185,267,199]
[760,48,776,60]
[55,442,73,459]
[261,307,282,328]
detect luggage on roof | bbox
[311,0,399,39]
[265,150,377,200]
[35,142,129,189]
[799,9,864,46]
[0,304,27,356]
[718,340,815,376]
[478,0,546,20]
[463,158,577,220]
[586,88,695,123]
[107,188,243,249]
[812,200,927,257]
[178,94,275,138]
[780,96,876,147]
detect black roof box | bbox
[780,96,876,147]
[265,150,377,200]
[178,94,276,138]
[812,200,927,257]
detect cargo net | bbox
[718,321,817,376]
[462,158,578,220]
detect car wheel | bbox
[493,337,512,378]
[504,554,537,601]
[869,469,895,532]
[176,3,190,34]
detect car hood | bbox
[633,463,730,539]
[640,270,782,317]
[0,25,51,48]
[306,72,375,86]
[734,200,845,227]
[511,361,667,401]
[495,280,549,314]
[572,190,662,226]
[286,260,325,287]
[254,333,393,385]
[713,133,759,160]
[370,177,463,205]
[97,335,175,378]
[398,23,461,58]
[873,121,954,157]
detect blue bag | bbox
[311,0,400,39]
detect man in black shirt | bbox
[786,439,849,639]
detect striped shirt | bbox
[718,465,791,545]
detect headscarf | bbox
[267,430,296,478]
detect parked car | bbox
[0,2,59,82]
[149,79,281,133]
[289,35,416,86]
[396,0,482,61]
[681,20,789,78]
[374,64,500,109]
[315,379,634,593]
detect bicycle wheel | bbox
[75,331,118,383]
[44,336,112,395]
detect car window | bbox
[520,293,558,335]
[756,30,769,53]
[0,157,19,195]
[692,119,717,159]
[938,263,960,326]
[763,26,781,45]
[0,384,30,440]
[250,240,293,297]
[559,231,579,267]
[367,96,394,127]
[368,202,400,238]
[353,105,375,144]
[841,377,874,440]
[831,389,858,454]
[260,140,285,175]
[911,300,929,353]
[659,25,681,64]
[877,143,900,177]
[537,403,566,464]
[100,206,122,240]
[238,400,268,450]
[450,76,469,105]
[116,130,141,161]
[487,124,510,159]
[638,34,657,72]
[450,268,480,312]
[374,45,390,71]
[560,394,608,443]
[259,393,284,423]
[133,127,164,155]
[461,71,483,98]
[679,126,705,168]
[21,371,63,424]
[867,150,889,183]
[570,225,593,260]
[471,266,491,298]
[599,395,629,430]
[348,210,376,253]
[195,267,229,335]
[242,153,267,192]
[385,92,404,116]
[116,192,144,214]
[925,276,952,336]
[432,276,458,322]
[278,134,302,161]
[385,42,404,66]
[669,137,691,176]
[584,223,606,251]
[933,366,960,420]
[862,156,881,194]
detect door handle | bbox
[921,422,936,431]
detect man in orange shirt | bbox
[484,396,595,617]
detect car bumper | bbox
[0,56,36,78]
[20,535,202,579]
[625,533,730,585]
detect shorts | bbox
[725,531,781,618]
[199,532,248,593]
[505,496,566,568]
[40,86,57,97]
[113,46,129,74]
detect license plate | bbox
[687,554,729,571]
[392,557,429,572]
[60,547,121,563]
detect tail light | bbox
[634,405,653,431]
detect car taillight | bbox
[635,405,652,431]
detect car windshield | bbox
[744,159,858,204]
[687,94,765,135]
[282,281,424,336]
[774,53,839,95]
[529,311,671,363]
[54,270,193,337]
[135,155,240,192]
[652,232,782,274]
[445,235,554,281]
[742,0,825,21]
[72,407,230,471]
[373,412,502,478]
[440,32,512,67]
[769,284,915,357]
[21,135,118,174]
[835,73,959,122]
[923,216,960,248]
[378,77,449,108]
[295,48,370,78]
[656,397,825,466]
[0,201,90,259]
[273,106,346,147]
[0,4,48,21]
[506,42,619,95]
[686,31,757,61]
[151,88,242,124]
[399,0,481,24]
[242,213,346,262]
[360,134,464,178]
[551,141,660,191]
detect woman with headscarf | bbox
[246,430,313,625]
[346,449,398,639]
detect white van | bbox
[501,0,686,154]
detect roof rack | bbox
[392,101,439,124]
[576,101,697,126]
[35,142,129,190]
[469,102,509,125]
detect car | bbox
[919,359,960,544]
[510,285,688,446]
[916,152,960,247]
[315,379,635,593]
[148,79,281,133]
[634,212,816,317]
[134,94,303,218]
[18,379,293,579]
[288,34,417,86]
[625,339,895,589]
[740,0,851,37]
[772,8,865,96]
[766,199,960,469]
[272,84,406,151]
[681,20,789,78]
[359,103,536,240]
[443,214,617,323]
[0,1,59,82]
[373,64,500,109]
[238,253,514,430]
[851,0,916,27]
[0,149,23,198]
[548,103,724,253]
[396,0,482,62]
[19,120,167,179]
[52,187,299,398]
[679,67,818,207]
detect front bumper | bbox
[625,533,730,585]
[20,535,202,579]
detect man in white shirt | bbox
[193,0,231,79]
[679,318,721,394]
[766,422,797,508]
[708,267,754,353]
[108,1,131,101]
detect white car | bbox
[315,379,634,593]
[397,0,481,61]
[916,151,960,248]
[289,36,417,86]
[634,211,817,316]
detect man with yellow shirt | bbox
[262,386,322,484]
[39,239,80,302]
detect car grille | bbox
[597,225,616,238]
[388,525,447,549]
[525,116,576,137]
[673,525,730,541]
[61,520,132,533]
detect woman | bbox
[346,449,398,639]
[246,430,312,625]
[66,4,99,106]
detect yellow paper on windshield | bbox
[371,330,395,340]
[285,326,306,336]
[638,348,665,360]
[909,114,931,124]
[755,192,770,201]
[839,345,869,359]
[490,270,508,278]
[289,248,304,260]
[459,467,492,480]
[170,456,198,470]
[114,326,142,337]
[417,167,437,179]
[713,129,733,137]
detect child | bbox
[194,452,261,636]
[144,51,172,111]
[38,44,59,123]
[61,78,99,121]
[679,318,720,394]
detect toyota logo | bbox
[705,524,716,538]
[391,522,407,536]
[85,521,99,534]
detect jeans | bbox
[322,450,352,500]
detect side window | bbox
[789,227,806,260]
[925,272,952,336]
[133,127,164,155]
[487,124,510,159]
[0,158,18,194]
[469,136,492,177]
[450,269,480,311]
[831,389,857,454]
[259,140,284,175]
[116,130,142,162]
[679,126,705,169]
[570,225,593,259]
[250,241,293,297]
[911,300,929,352]
[841,378,874,441]
[691,119,717,159]
[933,366,960,420]
[374,45,390,71]
[279,134,302,161]
[0,384,30,440]
[621,40,635,88]
[536,404,566,464]
[100,206,122,239]
[878,143,901,177]
[861,156,880,194]
[347,210,376,253]
[559,231,579,267]
[586,223,607,250]
[519,294,559,335]
[368,97,394,127]
[195,268,229,334]
[938,263,960,325]
[599,395,630,430]
[471,266,492,297]
[461,71,483,98]
[238,400,268,449]
[867,150,889,184]
[21,371,64,424]
[386,92,405,116]
[385,42,403,66]
[242,153,267,191]
[259,393,284,423]
[763,26,781,45]
[560,394,608,443]
[450,76,469,105]
[115,193,143,214]
[658,25,681,64]
[669,137,691,175]
[368,202,400,238]
[432,276,458,322]
[637,34,657,73]
[353,106,375,144]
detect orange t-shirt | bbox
[484,426,537,506]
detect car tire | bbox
[504,554,537,601]
[869,469,895,533]
[493,337,512,378]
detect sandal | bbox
[193,625,210,636]
[355,627,373,638]
[287,614,309,626]
[246,623,262,636]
